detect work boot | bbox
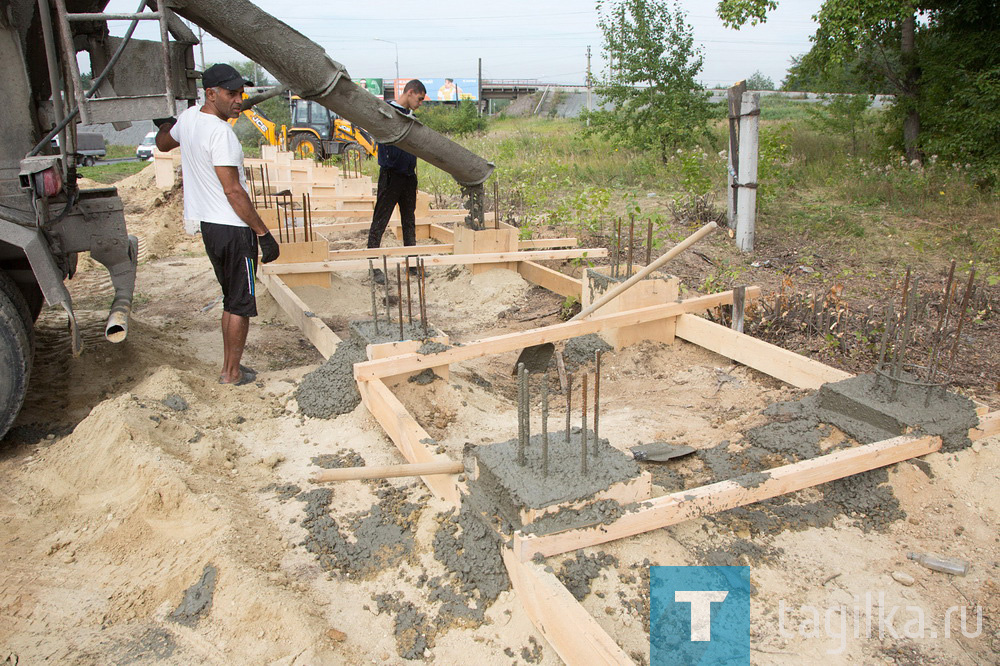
[372,268,386,285]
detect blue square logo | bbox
[650,566,753,665]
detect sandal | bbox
[219,368,256,386]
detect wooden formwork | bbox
[263,264,998,665]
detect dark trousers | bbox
[368,167,417,248]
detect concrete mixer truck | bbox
[0,0,492,436]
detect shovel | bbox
[630,442,696,462]
[513,221,718,374]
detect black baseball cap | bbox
[202,63,252,90]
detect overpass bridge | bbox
[481,80,583,100]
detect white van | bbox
[136,131,157,160]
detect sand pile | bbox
[426,267,531,331]
[1,366,342,663]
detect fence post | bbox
[726,80,746,231]
[735,91,760,253]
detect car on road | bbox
[51,132,106,166]
[136,131,157,160]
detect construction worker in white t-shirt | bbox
[154,63,280,386]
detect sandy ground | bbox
[1,165,997,665]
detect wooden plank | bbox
[428,223,454,243]
[354,289,757,381]
[356,378,461,505]
[311,461,464,483]
[519,238,578,250]
[675,313,852,389]
[262,248,609,275]
[516,261,582,298]
[327,244,455,260]
[513,434,942,561]
[501,548,633,666]
[317,239,577,261]
[259,273,340,359]
[971,410,1000,441]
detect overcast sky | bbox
[101,0,823,88]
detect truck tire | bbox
[341,142,362,161]
[83,156,96,167]
[0,273,33,438]
[0,270,34,355]
[290,133,323,160]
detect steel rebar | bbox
[614,217,622,278]
[396,264,404,340]
[944,268,976,379]
[288,193,296,243]
[260,166,268,208]
[892,269,912,381]
[302,194,309,242]
[891,277,919,400]
[383,256,391,326]
[405,257,413,323]
[645,220,653,266]
[517,363,527,466]
[593,349,601,453]
[875,303,894,375]
[927,260,956,381]
[627,213,635,278]
[565,372,573,444]
[264,165,272,209]
[493,179,499,230]
[275,198,283,243]
[369,259,379,334]
[541,371,549,477]
[306,193,313,242]
[248,165,257,208]
[580,374,588,475]
[419,258,428,337]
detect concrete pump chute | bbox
[167,0,494,191]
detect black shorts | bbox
[201,222,258,317]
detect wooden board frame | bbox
[261,248,609,275]
[262,234,999,665]
[259,273,340,359]
[356,378,462,506]
[512,434,944,562]
[353,289,759,382]
[502,548,633,665]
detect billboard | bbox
[356,78,384,96]
[394,77,479,102]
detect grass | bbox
[404,111,999,282]
[78,161,148,183]
[105,144,137,159]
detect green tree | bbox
[720,0,1000,177]
[227,60,272,87]
[583,0,714,162]
[806,93,874,154]
[744,70,774,90]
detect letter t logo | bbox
[675,590,729,641]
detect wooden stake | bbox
[311,461,464,482]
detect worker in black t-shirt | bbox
[368,79,427,284]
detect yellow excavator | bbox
[231,93,377,160]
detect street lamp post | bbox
[374,38,399,95]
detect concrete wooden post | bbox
[735,91,760,253]
[726,80,746,231]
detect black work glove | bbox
[153,117,176,128]
[258,231,280,264]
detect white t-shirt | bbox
[170,106,249,228]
